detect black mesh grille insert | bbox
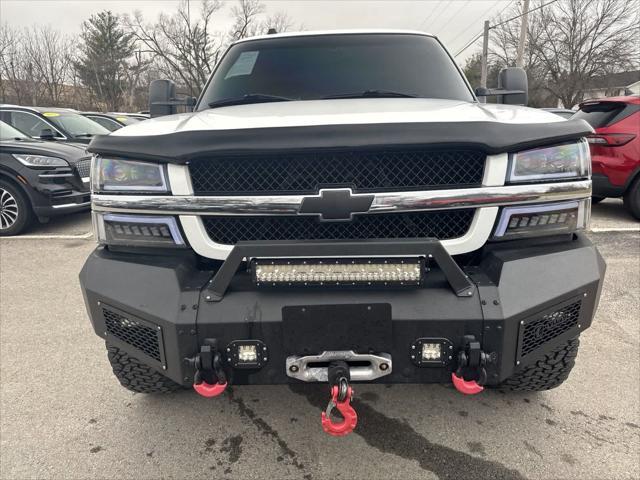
[75,158,91,178]
[103,307,161,362]
[189,149,485,195]
[521,301,581,357]
[203,210,475,244]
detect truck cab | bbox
[80,31,605,436]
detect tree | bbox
[23,26,75,106]
[490,0,640,108]
[124,0,225,96]
[75,11,135,110]
[228,0,265,42]
[125,0,296,97]
[228,1,295,41]
[462,53,501,90]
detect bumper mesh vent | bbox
[189,149,485,195]
[203,209,475,244]
[75,158,91,178]
[103,307,161,362]
[521,301,581,357]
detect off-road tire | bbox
[623,176,640,220]
[106,343,184,393]
[0,179,33,236]
[497,337,580,392]
[591,196,605,204]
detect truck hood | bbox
[91,98,593,163]
[112,98,565,137]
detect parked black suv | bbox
[0,105,109,144]
[0,121,90,235]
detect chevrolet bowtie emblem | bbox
[299,189,374,221]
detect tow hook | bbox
[321,361,358,436]
[451,335,494,395]
[187,339,228,397]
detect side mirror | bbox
[498,67,528,105]
[474,67,529,106]
[149,79,177,118]
[40,128,56,140]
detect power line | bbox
[491,0,559,28]
[427,3,457,31]
[453,0,560,57]
[434,1,472,37]
[447,0,504,50]
[417,1,445,30]
[454,31,484,57]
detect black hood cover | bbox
[87,119,593,163]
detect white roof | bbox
[234,29,435,45]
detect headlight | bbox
[508,140,590,183]
[13,154,69,168]
[92,156,168,192]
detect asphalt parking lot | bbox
[1,199,638,480]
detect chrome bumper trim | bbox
[52,201,91,209]
[92,180,591,215]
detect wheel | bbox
[0,179,33,236]
[106,343,184,393]
[591,196,605,204]
[623,176,640,220]
[496,337,580,392]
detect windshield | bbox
[198,34,474,110]
[0,120,29,140]
[45,112,110,137]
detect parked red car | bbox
[574,95,640,219]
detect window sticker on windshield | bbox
[225,51,259,79]
[43,112,60,117]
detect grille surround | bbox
[189,148,485,195]
[519,300,582,358]
[102,306,164,364]
[75,158,91,178]
[202,210,475,245]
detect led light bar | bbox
[252,258,424,287]
[493,200,589,240]
[97,213,185,247]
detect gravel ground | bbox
[0,205,638,480]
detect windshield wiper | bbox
[208,94,293,109]
[74,133,95,138]
[322,89,417,100]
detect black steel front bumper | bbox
[79,234,605,387]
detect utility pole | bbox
[516,0,530,67]
[480,20,490,93]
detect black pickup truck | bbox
[80,31,605,436]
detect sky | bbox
[0,0,517,64]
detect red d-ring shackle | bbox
[321,385,358,436]
[451,372,484,395]
[193,380,228,397]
